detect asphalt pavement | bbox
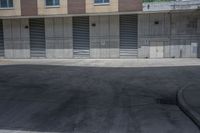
[0,59,199,133]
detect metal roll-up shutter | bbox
[120,15,138,58]
[30,18,46,58]
[73,17,90,58]
[0,20,4,57]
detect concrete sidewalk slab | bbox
[0,59,200,68]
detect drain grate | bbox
[156,98,177,105]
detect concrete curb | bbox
[177,86,200,128]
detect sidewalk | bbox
[178,84,200,128]
[0,58,200,68]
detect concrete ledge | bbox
[177,84,200,128]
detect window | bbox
[0,0,13,8]
[46,0,60,6]
[94,0,110,4]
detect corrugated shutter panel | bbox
[30,18,46,58]
[73,17,90,58]
[0,20,4,57]
[120,15,138,58]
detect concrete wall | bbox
[138,13,170,58]
[45,17,73,58]
[3,19,30,58]
[38,0,68,15]
[171,13,200,58]
[138,12,200,58]
[90,15,119,58]
[0,0,21,17]
[1,12,200,59]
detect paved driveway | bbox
[0,59,199,133]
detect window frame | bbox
[45,0,60,8]
[94,0,110,5]
[0,0,14,9]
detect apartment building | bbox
[0,0,199,59]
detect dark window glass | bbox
[104,0,109,3]
[94,0,110,4]
[8,0,13,7]
[1,0,7,7]
[46,0,60,6]
[55,0,59,5]
[0,0,13,8]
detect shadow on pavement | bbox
[0,65,199,133]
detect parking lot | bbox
[0,59,199,133]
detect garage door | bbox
[120,15,138,58]
[30,18,46,58]
[0,20,4,57]
[73,17,90,58]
